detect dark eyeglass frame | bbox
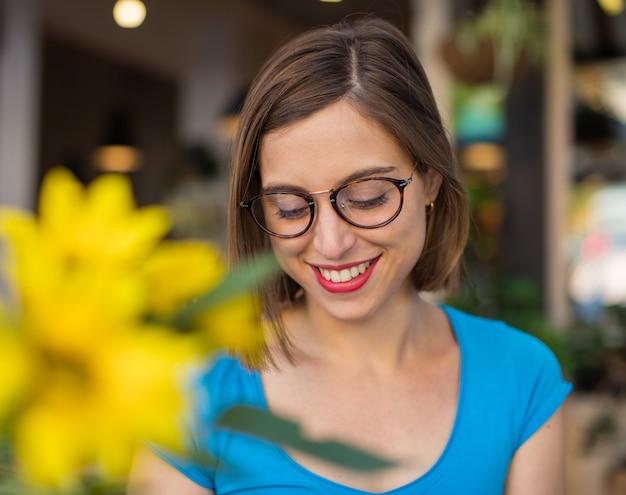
[240,174,414,239]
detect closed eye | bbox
[265,194,310,220]
[274,205,310,220]
[343,192,390,210]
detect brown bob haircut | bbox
[228,17,469,364]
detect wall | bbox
[38,35,178,206]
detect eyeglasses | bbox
[240,173,414,238]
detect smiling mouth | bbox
[317,260,373,283]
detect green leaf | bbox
[0,476,48,495]
[169,251,280,330]
[216,405,395,471]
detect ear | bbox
[423,169,442,204]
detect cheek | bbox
[392,199,427,240]
[269,236,306,255]
[380,204,428,261]
[269,237,308,273]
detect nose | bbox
[310,199,357,260]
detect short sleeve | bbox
[514,332,572,447]
[147,443,216,489]
[146,354,263,489]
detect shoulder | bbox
[442,305,558,367]
[189,353,262,416]
[142,355,251,489]
[443,306,572,445]
[442,305,571,405]
[195,353,253,386]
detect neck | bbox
[285,291,444,372]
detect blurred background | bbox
[0,0,625,493]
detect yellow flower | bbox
[23,267,145,359]
[195,294,265,365]
[0,209,60,309]
[0,321,35,424]
[0,168,266,490]
[92,327,199,455]
[36,167,170,267]
[10,324,200,489]
[0,169,184,488]
[143,241,226,317]
[13,388,94,491]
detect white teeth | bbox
[319,260,372,283]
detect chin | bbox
[308,296,382,323]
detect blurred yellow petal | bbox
[143,241,226,316]
[13,393,90,490]
[93,328,200,451]
[0,208,37,248]
[1,167,263,489]
[80,173,170,264]
[196,295,265,362]
[38,167,83,246]
[117,205,172,262]
[24,267,146,357]
[0,326,35,423]
[0,209,65,312]
[36,168,170,266]
[85,171,134,219]
[92,431,136,481]
[0,208,42,282]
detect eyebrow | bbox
[261,165,399,193]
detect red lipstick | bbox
[311,257,379,294]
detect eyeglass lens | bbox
[249,178,405,237]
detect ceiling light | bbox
[92,145,144,172]
[91,110,144,172]
[113,0,147,29]
[597,0,624,16]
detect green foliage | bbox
[168,250,281,330]
[447,269,573,373]
[566,305,626,393]
[453,0,546,86]
[0,478,126,495]
[582,412,618,454]
[217,405,394,471]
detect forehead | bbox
[258,100,412,188]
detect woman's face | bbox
[257,100,441,323]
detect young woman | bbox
[128,17,571,494]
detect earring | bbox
[425,201,435,215]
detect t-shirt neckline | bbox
[251,304,467,495]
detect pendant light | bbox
[91,110,144,173]
[113,0,147,29]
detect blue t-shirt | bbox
[154,306,572,494]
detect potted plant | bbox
[440,0,546,88]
